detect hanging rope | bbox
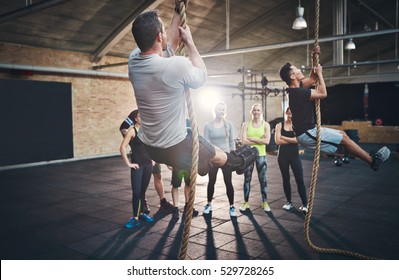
[303,0,374,260]
[176,1,199,260]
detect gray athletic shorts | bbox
[297,127,343,154]
[144,130,216,175]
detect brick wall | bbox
[0,43,135,159]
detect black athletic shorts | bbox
[171,168,190,188]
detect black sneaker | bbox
[370,146,390,171]
[172,207,179,220]
[160,199,175,212]
[233,146,259,175]
[184,203,199,217]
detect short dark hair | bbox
[279,63,292,86]
[132,10,162,52]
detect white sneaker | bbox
[299,205,308,214]
[203,203,212,214]
[229,206,237,217]
[282,202,293,210]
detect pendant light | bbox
[292,0,307,30]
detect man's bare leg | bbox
[339,130,390,171]
[153,173,165,199]
[210,146,227,167]
[340,132,372,165]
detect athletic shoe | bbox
[203,203,212,214]
[172,207,179,220]
[262,202,271,212]
[184,203,199,217]
[160,199,174,212]
[124,217,140,229]
[235,146,259,175]
[283,202,293,211]
[229,206,237,217]
[370,146,390,171]
[299,205,308,214]
[239,202,249,211]
[224,145,258,174]
[139,213,154,222]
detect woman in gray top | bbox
[203,102,236,217]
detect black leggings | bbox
[207,165,234,205]
[277,155,307,205]
[130,163,153,217]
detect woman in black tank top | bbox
[120,110,154,229]
[275,108,308,213]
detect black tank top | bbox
[278,122,299,157]
[129,127,152,165]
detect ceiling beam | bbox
[0,0,70,24]
[91,0,165,63]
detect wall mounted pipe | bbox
[0,63,128,78]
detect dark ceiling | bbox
[0,0,398,85]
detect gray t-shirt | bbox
[128,45,207,148]
[204,120,235,152]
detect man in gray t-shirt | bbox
[128,1,258,176]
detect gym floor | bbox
[1,143,398,260]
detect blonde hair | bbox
[250,103,264,121]
[213,101,227,118]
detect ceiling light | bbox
[292,1,307,30]
[345,38,356,50]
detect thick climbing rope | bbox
[303,0,374,260]
[176,1,198,260]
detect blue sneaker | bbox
[140,213,154,222]
[124,218,140,229]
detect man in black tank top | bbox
[279,49,390,171]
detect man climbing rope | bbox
[128,0,257,177]
[279,47,390,171]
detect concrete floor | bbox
[1,143,398,260]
